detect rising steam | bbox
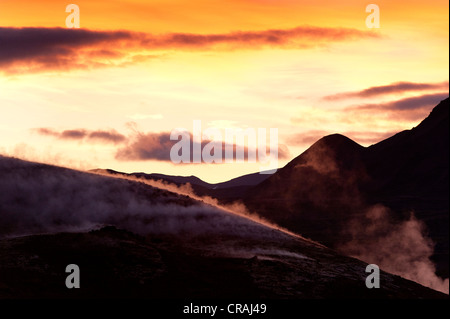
[339,204,449,294]
[0,156,314,250]
[95,171,317,245]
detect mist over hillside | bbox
[1,155,447,298]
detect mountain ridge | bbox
[244,98,449,281]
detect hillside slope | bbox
[0,155,446,298]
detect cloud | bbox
[0,26,380,74]
[34,128,126,144]
[0,27,159,74]
[115,131,289,163]
[116,132,175,161]
[34,126,288,164]
[88,130,127,144]
[61,129,88,139]
[345,93,449,121]
[351,93,449,111]
[35,128,58,136]
[145,26,380,49]
[323,81,449,100]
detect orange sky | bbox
[1,0,448,32]
[0,0,448,182]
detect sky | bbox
[0,0,448,183]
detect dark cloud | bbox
[148,26,380,49]
[34,127,288,163]
[115,131,289,163]
[0,26,381,74]
[323,81,449,100]
[61,129,88,139]
[34,128,126,144]
[116,132,175,161]
[88,130,127,144]
[0,27,138,74]
[349,93,449,114]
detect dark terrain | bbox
[0,226,446,299]
[243,98,449,278]
[0,155,447,298]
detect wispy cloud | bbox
[348,93,449,112]
[145,26,380,49]
[340,93,449,122]
[34,128,126,144]
[0,26,381,74]
[323,81,449,101]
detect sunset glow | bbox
[1,0,448,182]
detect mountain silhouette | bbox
[244,98,449,278]
[89,169,272,200]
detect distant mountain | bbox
[1,155,446,298]
[244,98,449,279]
[89,169,272,200]
[244,133,369,251]
[212,171,273,189]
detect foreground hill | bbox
[1,225,446,299]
